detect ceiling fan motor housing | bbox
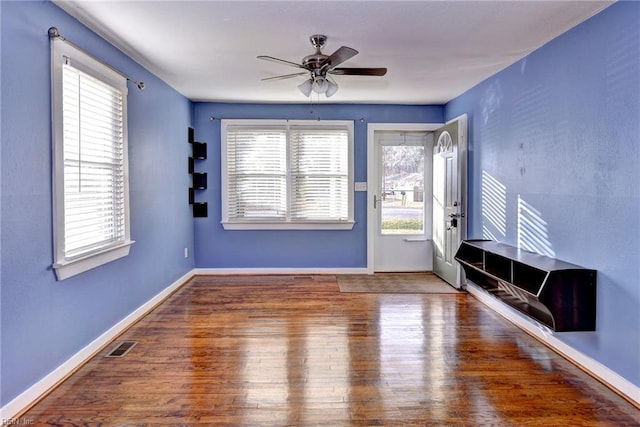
[304,55,330,72]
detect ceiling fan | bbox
[257,34,387,98]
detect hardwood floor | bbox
[23,275,639,426]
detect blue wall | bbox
[0,1,194,405]
[446,1,640,386]
[192,103,443,268]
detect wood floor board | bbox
[21,275,639,425]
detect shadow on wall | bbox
[481,170,507,241]
[481,171,555,258]
[517,195,555,257]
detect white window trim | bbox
[221,220,355,231]
[221,119,355,230]
[51,38,134,280]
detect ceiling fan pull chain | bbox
[315,92,321,121]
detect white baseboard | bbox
[0,269,195,420]
[466,284,640,407]
[195,267,369,275]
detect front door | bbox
[432,116,467,287]
[372,130,432,272]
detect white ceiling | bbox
[53,1,612,104]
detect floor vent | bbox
[105,341,137,358]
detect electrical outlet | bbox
[184,247,188,258]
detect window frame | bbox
[221,119,355,230]
[51,38,134,280]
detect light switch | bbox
[354,182,367,192]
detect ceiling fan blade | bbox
[330,67,387,76]
[323,46,358,68]
[262,72,309,81]
[257,55,305,69]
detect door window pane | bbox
[380,145,425,235]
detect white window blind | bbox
[226,126,287,219]
[62,64,126,257]
[290,126,349,220]
[222,120,354,230]
[51,37,133,280]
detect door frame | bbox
[366,122,442,274]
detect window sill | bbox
[53,240,135,280]
[221,221,355,231]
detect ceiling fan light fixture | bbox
[299,75,337,98]
[325,78,339,97]
[298,78,313,97]
[312,76,329,94]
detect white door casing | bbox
[366,123,441,273]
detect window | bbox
[221,120,354,230]
[51,38,134,280]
